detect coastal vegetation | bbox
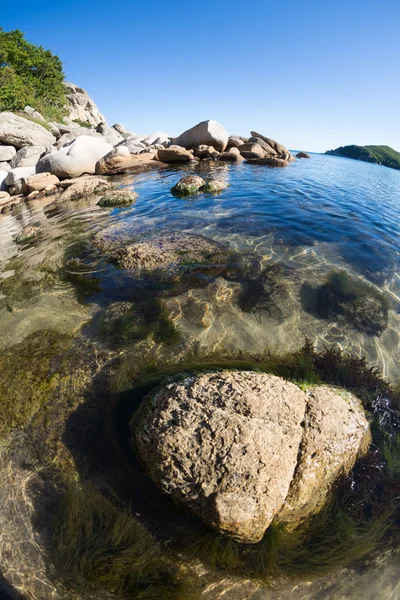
[326,144,400,170]
[0,28,67,121]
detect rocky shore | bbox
[0,82,299,213]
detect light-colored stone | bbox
[55,128,102,148]
[277,385,370,526]
[10,146,47,168]
[141,132,170,146]
[157,145,194,163]
[95,150,163,175]
[250,131,293,159]
[0,161,11,172]
[64,81,106,127]
[37,135,113,178]
[5,166,37,186]
[24,105,46,122]
[0,170,8,190]
[239,142,265,159]
[0,191,11,205]
[248,136,277,155]
[227,136,245,149]
[134,372,369,544]
[194,145,220,159]
[134,371,306,543]
[24,172,60,193]
[96,122,123,145]
[174,120,228,152]
[112,123,128,134]
[58,176,111,201]
[27,190,40,200]
[219,147,244,162]
[0,112,56,148]
[0,146,16,162]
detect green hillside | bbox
[325,145,400,171]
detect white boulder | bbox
[37,135,113,178]
[173,120,228,152]
[0,146,16,162]
[0,112,56,148]
[10,146,48,168]
[6,166,37,186]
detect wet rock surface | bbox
[133,371,369,543]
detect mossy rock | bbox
[97,189,138,207]
[0,331,74,440]
[15,224,41,244]
[201,179,230,194]
[317,270,389,336]
[171,176,205,196]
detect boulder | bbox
[64,81,106,127]
[141,132,170,147]
[112,123,128,134]
[0,191,10,205]
[37,136,113,178]
[15,225,41,244]
[157,145,194,163]
[116,136,146,154]
[97,189,138,207]
[277,385,370,525]
[173,120,228,152]
[24,172,60,193]
[227,136,245,149]
[171,175,205,196]
[218,147,244,162]
[250,131,293,159]
[0,112,56,148]
[246,157,289,167]
[95,150,163,175]
[201,179,230,193]
[48,122,61,138]
[239,142,265,159]
[194,145,220,159]
[248,136,277,155]
[5,166,37,186]
[296,152,311,158]
[24,105,46,123]
[133,371,369,543]
[96,122,123,145]
[55,128,102,148]
[0,146,16,162]
[94,231,230,280]
[58,176,111,201]
[0,161,11,172]
[10,146,48,168]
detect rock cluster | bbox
[133,371,370,543]
[0,86,298,211]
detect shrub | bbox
[0,28,67,121]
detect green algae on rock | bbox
[201,179,230,194]
[97,188,138,207]
[171,175,205,196]
[15,224,41,244]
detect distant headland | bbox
[325,144,400,171]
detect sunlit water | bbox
[1,153,400,381]
[1,153,400,599]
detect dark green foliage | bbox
[326,144,400,171]
[53,481,200,600]
[72,119,92,128]
[316,270,389,336]
[0,28,67,120]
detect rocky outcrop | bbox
[133,371,369,543]
[0,112,56,148]
[37,135,112,178]
[239,142,265,159]
[173,120,228,152]
[246,156,289,167]
[219,147,244,162]
[0,146,16,161]
[95,151,165,175]
[250,131,292,158]
[96,122,123,146]
[64,82,106,127]
[297,151,311,158]
[58,175,111,201]
[10,145,48,168]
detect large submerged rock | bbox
[133,371,369,543]
[94,230,230,280]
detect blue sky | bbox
[3,0,400,151]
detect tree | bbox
[0,28,67,120]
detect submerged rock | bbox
[97,189,138,207]
[58,175,111,201]
[201,179,230,193]
[133,371,369,543]
[157,145,194,163]
[246,156,289,167]
[15,224,41,244]
[297,151,311,158]
[171,175,205,196]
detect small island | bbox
[325,144,400,170]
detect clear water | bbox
[1,153,400,380]
[1,153,400,599]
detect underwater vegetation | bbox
[52,481,201,600]
[305,270,390,336]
